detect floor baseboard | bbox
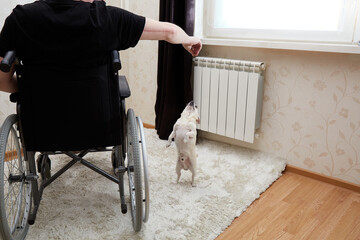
[143,123,155,129]
[286,165,360,193]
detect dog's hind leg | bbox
[189,165,196,187]
[189,154,197,187]
[176,161,182,183]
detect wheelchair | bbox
[0,50,149,240]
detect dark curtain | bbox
[155,0,195,139]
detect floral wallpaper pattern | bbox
[200,46,360,185]
[0,93,15,123]
[119,0,159,125]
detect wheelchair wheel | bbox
[126,109,142,232]
[136,116,149,223]
[0,114,32,240]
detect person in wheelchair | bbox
[0,0,202,239]
[0,0,201,94]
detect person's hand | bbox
[182,37,202,57]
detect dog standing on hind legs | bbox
[166,101,200,187]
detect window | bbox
[195,0,360,53]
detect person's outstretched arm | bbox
[0,57,17,93]
[140,18,202,57]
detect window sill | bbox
[201,38,360,54]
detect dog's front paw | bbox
[191,182,197,187]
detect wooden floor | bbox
[216,171,360,240]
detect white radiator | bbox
[193,57,265,143]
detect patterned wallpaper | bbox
[197,46,360,185]
[0,93,15,123]
[119,0,159,125]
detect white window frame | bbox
[195,0,360,54]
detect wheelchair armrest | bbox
[119,75,131,98]
[0,51,16,72]
[111,50,121,71]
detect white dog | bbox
[166,101,200,187]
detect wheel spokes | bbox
[1,123,30,238]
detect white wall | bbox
[118,0,159,125]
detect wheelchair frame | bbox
[0,51,149,240]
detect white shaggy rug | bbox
[26,128,285,240]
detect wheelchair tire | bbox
[126,109,142,232]
[136,116,149,223]
[0,114,32,240]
